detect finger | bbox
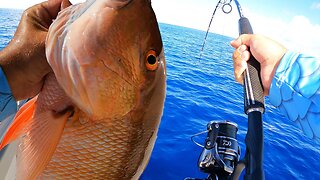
[230,39,241,49]
[238,44,248,54]
[232,44,249,61]
[61,0,73,10]
[47,0,73,19]
[26,0,72,29]
[233,46,250,84]
[233,59,248,84]
[230,34,254,49]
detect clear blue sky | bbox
[152,0,320,55]
[1,0,319,25]
[0,0,320,55]
[243,0,320,24]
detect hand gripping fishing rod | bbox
[233,0,265,179]
[186,0,265,180]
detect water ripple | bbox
[143,23,320,180]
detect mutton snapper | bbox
[0,0,166,179]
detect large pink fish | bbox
[0,0,166,179]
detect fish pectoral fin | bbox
[0,97,37,150]
[16,110,71,180]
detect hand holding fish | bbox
[0,0,71,100]
[0,0,166,179]
[230,34,287,95]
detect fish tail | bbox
[0,97,37,150]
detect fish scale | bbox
[41,117,151,179]
[0,0,166,179]
[32,78,155,179]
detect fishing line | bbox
[199,0,233,59]
[189,0,266,179]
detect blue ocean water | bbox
[1,8,320,179]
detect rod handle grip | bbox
[238,17,265,114]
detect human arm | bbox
[268,51,320,139]
[230,34,320,139]
[0,0,72,101]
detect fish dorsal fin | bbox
[16,110,71,179]
[0,97,37,150]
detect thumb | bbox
[61,0,73,10]
[33,0,72,28]
[47,0,72,19]
[230,34,254,49]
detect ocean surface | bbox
[1,8,320,180]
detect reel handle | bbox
[238,17,265,114]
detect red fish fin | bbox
[16,110,71,179]
[0,97,37,150]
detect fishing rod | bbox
[187,0,265,179]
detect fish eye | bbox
[145,49,158,71]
